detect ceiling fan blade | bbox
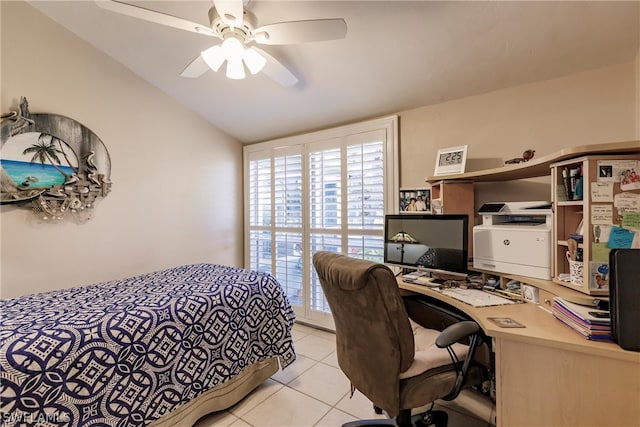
[252,47,298,87]
[95,0,217,37]
[252,19,347,45]
[180,55,211,78]
[213,0,244,28]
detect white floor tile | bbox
[291,328,311,343]
[227,378,283,418]
[193,411,250,427]
[240,386,331,427]
[314,408,358,427]
[293,334,336,361]
[288,362,351,405]
[308,328,336,342]
[193,324,491,427]
[193,410,233,427]
[271,354,317,385]
[320,351,339,368]
[335,390,389,421]
[292,323,318,336]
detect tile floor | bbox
[194,323,495,427]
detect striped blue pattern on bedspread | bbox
[0,263,296,426]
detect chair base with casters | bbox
[342,401,450,427]
[312,252,490,427]
[340,319,485,426]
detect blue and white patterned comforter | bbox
[0,263,296,426]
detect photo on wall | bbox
[399,188,430,213]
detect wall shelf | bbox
[426,140,639,183]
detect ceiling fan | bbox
[95,0,348,87]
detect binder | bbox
[609,249,640,351]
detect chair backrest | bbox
[312,251,414,413]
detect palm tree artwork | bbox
[1,97,112,222]
[22,134,77,183]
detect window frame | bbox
[243,116,399,327]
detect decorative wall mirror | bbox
[1,97,112,223]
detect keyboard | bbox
[414,276,441,287]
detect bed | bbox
[0,263,296,426]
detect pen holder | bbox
[562,177,573,200]
[569,260,584,286]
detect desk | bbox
[399,280,640,427]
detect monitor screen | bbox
[384,214,469,277]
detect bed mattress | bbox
[0,263,296,426]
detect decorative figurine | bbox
[522,149,535,162]
[505,149,536,164]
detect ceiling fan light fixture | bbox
[201,45,225,72]
[226,57,246,79]
[243,48,266,75]
[98,0,347,86]
[221,36,245,62]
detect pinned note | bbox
[591,205,613,225]
[622,211,640,229]
[591,182,614,202]
[591,242,611,262]
[614,192,640,211]
[608,226,635,249]
[597,160,638,183]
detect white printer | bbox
[473,201,553,280]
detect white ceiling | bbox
[28,1,639,143]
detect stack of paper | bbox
[552,297,611,341]
[439,288,516,307]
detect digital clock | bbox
[439,151,463,166]
[434,145,468,176]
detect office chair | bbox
[312,252,489,427]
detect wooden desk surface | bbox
[399,280,640,364]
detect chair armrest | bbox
[435,321,480,348]
[435,320,485,401]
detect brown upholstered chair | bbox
[312,251,489,427]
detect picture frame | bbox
[399,188,430,213]
[434,144,468,176]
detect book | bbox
[552,297,612,341]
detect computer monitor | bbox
[383,214,469,278]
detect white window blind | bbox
[274,154,302,227]
[309,147,341,229]
[244,116,398,329]
[248,158,271,227]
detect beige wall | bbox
[636,47,640,139]
[399,61,639,212]
[1,1,243,298]
[2,2,637,299]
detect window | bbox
[244,116,398,329]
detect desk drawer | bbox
[538,289,555,311]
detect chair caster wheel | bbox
[416,410,448,427]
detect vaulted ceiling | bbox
[28,1,640,143]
